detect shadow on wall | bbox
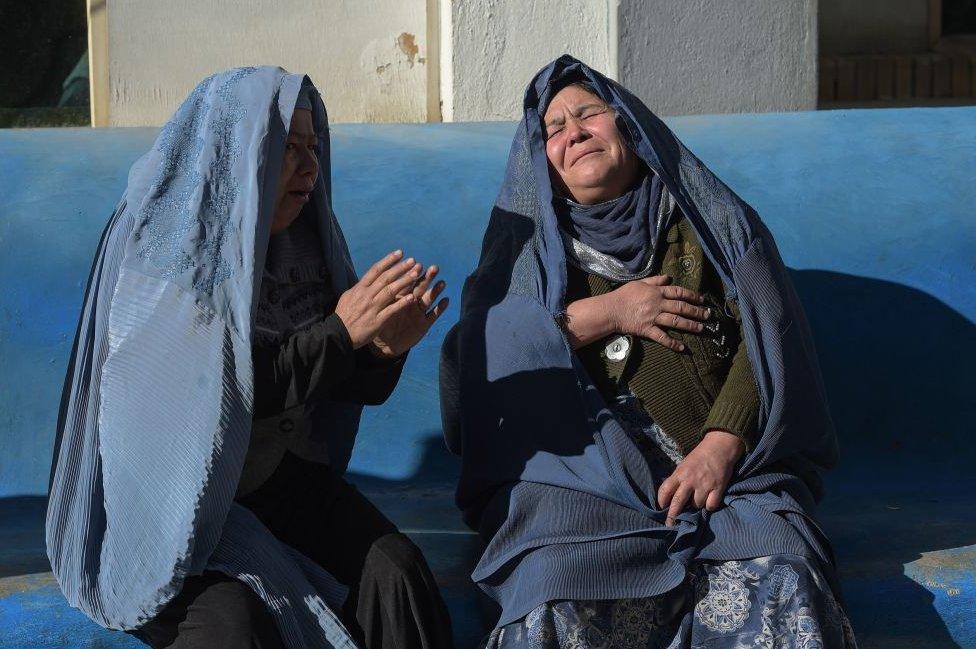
[0,270,973,648]
[792,269,976,649]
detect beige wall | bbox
[93,0,825,125]
[444,0,614,121]
[618,0,818,116]
[102,0,431,126]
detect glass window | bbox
[0,0,90,128]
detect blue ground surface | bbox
[1,108,974,648]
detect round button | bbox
[268,290,279,305]
[278,418,294,433]
[605,335,630,362]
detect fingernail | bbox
[705,308,712,318]
[394,249,402,255]
[405,257,414,264]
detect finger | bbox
[384,263,422,302]
[372,258,417,296]
[647,327,685,353]
[362,250,404,285]
[376,292,416,322]
[655,312,705,334]
[375,262,420,303]
[426,297,449,321]
[693,487,709,509]
[657,476,677,509]
[422,279,447,309]
[667,485,692,526]
[661,285,705,305]
[413,266,439,302]
[661,300,710,321]
[705,490,724,512]
[639,274,671,286]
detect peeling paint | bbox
[924,579,962,597]
[397,32,420,67]
[0,572,55,598]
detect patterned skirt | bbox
[484,554,857,649]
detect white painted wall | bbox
[617,0,818,116]
[106,0,430,126]
[98,0,821,125]
[446,0,615,121]
[819,0,930,55]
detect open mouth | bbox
[288,190,311,202]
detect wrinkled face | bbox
[543,84,639,205]
[271,108,319,234]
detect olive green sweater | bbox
[566,214,760,455]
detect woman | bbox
[47,67,452,648]
[441,56,856,647]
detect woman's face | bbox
[271,108,319,234]
[543,84,639,205]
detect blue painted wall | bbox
[1,108,974,647]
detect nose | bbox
[565,115,589,145]
[299,146,318,177]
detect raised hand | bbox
[657,429,745,526]
[609,275,711,351]
[370,263,449,359]
[333,250,423,349]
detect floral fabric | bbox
[485,555,857,649]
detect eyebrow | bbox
[544,102,608,127]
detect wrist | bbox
[596,292,619,336]
[368,340,404,361]
[702,429,746,461]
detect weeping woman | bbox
[47,68,452,648]
[442,56,857,647]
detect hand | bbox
[334,250,423,349]
[370,263,449,359]
[607,275,710,351]
[657,430,745,526]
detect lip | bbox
[570,149,602,167]
[288,190,312,203]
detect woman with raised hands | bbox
[47,67,452,649]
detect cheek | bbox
[277,157,297,189]
[545,140,565,172]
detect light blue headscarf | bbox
[46,67,361,648]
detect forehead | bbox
[544,85,605,117]
[288,108,315,136]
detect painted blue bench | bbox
[1,109,974,648]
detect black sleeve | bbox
[330,346,406,406]
[439,323,462,456]
[251,313,406,418]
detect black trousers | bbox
[131,453,453,648]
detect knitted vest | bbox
[566,215,760,455]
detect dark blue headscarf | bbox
[441,56,839,627]
[544,75,668,276]
[553,172,664,275]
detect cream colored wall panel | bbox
[448,0,614,121]
[618,0,818,116]
[106,0,429,125]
